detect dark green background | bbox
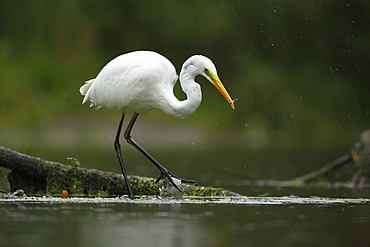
[1,1,369,150]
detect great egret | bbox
[80,50,235,199]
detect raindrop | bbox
[297,214,306,220]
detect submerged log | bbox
[0,146,237,197]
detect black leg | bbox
[114,113,134,199]
[124,112,196,192]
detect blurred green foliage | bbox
[0,0,369,147]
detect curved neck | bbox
[162,59,202,119]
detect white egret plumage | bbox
[80,50,235,199]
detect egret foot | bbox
[156,168,196,193]
[159,176,182,198]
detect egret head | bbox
[191,55,235,110]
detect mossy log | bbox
[0,146,237,197]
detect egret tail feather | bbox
[79,79,95,96]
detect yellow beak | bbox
[209,74,235,110]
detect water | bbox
[1,147,369,246]
[0,201,369,247]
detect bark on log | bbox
[0,146,237,197]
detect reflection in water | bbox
[0,202,369,247]
[80,204,214,246]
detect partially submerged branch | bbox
[291,129,370,188]
[218,129,370,190]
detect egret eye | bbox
[204,68,211,76]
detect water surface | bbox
[0,200,369,247]
[1,147,369,247]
